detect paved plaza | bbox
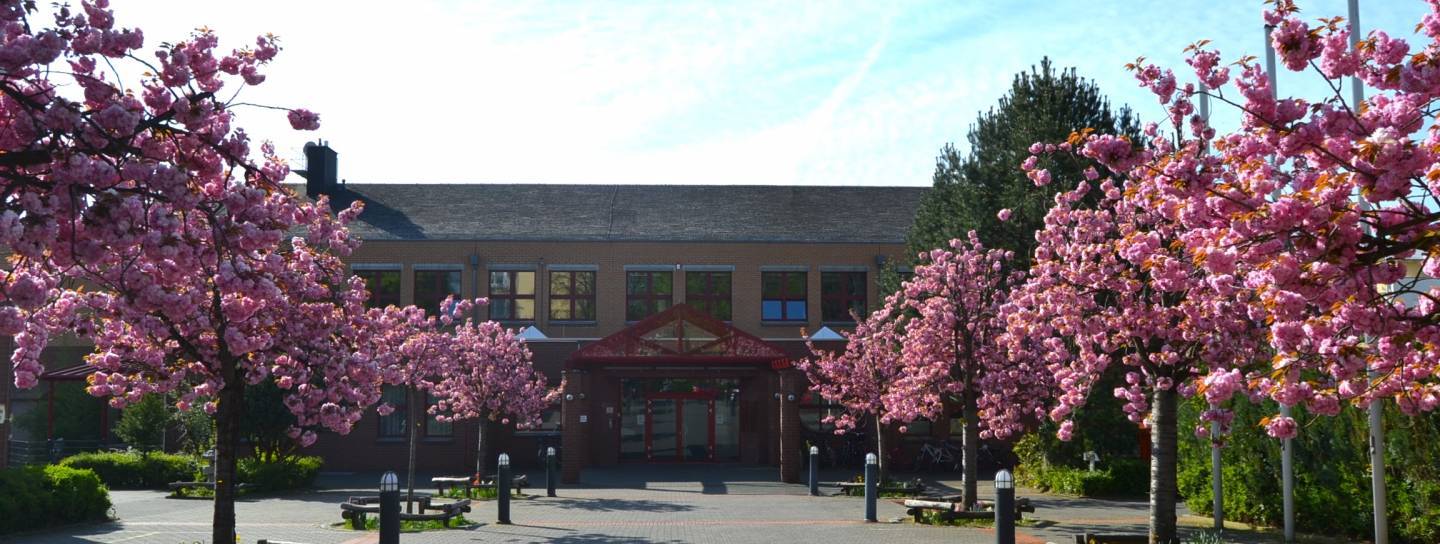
[10,465,1321,544]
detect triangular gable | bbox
[569,304,788,366]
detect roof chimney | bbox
[301,140,338,197]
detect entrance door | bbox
[644,393,715,461]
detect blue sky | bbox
[114,1,1429,186]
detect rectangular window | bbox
[761,271,807,321]
[424,393,452,438]
[626,271,673,321]
[378,385,407,439]
[821,271,867,322]
[355,269,401,309]
[549,270,596,321]
[413,269,462,317]
[489,270,536,321]
[685,271,732,321]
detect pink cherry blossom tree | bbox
[797,295,914,482]
[1009,147,1265,542]
[0,2,355,541]
[881,231,1025,509]
[428,320,555,482]
[368,298,476,510]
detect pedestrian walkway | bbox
[7,465,1330,543]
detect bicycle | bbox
[914,441,961,472]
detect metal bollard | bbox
[864,453,877,522]
[497,453,512,524]
[808,446,819,496]
[379,471,400,544]
[994,469,1015,544]
[546,447,558,497]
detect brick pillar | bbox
[560,369,588,484]
[778,369,801,483]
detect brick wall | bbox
[343,239,906,341]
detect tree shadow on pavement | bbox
[544,497,697,513]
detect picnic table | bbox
[339,495,472,527]
[903,496,1035,523]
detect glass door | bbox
[646,399,678,461]
[681,399,713,461]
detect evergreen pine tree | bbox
[906,58,1142,266]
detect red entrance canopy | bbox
[568,304,788,367]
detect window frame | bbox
[352,265,402,309]
[626,270,673,321]
[760,270,808,322]
[413,266,463,318]
[548,269,597,322]
[377,385,408,440]
[820,270,868,322]
[685,270,733,321]
[423,392,453,440]
[488,269,537,322]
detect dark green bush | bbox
[0,465,111,534]
[59,451,195,489]
[238,455,322,492]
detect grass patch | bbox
[338,515,476,531]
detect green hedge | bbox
[59,451,195,489]
[238,456,322,492]
[1177,397,1440,543]
[0,465,111,534]
[1018,458,1148,497]
[1013,433,1148,498]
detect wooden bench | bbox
[432,474,527,497]
[339,496,471,528]
[904,497,1035,523]
[1072,535,1148,544]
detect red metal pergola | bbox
[38,364,109,443]
[568,304,789,367]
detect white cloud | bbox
[93,0,1434,186]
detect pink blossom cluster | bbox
[794,297,911,434]
[1009,0,1440,445]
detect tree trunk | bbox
[474,416,489,478]
[874,413,887,484]
[962,390,980,510]
[1150,386,1179,544]
[406,387,419,514]
[211,356,244,544]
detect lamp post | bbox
[809,446,820,496]
[546,447,557,497]
[497,453,512,524]
[864,453,878,522]
[994,469,1015,544]
[379,471,399,544]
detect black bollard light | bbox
[994,469,1015,544]
[497,453,512,524]
[379,471,400,544]
[808,446,819,496]
[546,447,557,497]
[864,452,877,523]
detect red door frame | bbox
[643,391,717,462]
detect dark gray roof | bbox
[307,184,926,244]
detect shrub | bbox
[111,394,170,451]
[59,451,195,489]
[238,455,322,492]
[1014,433,1147,498]
[0,465,111,535]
